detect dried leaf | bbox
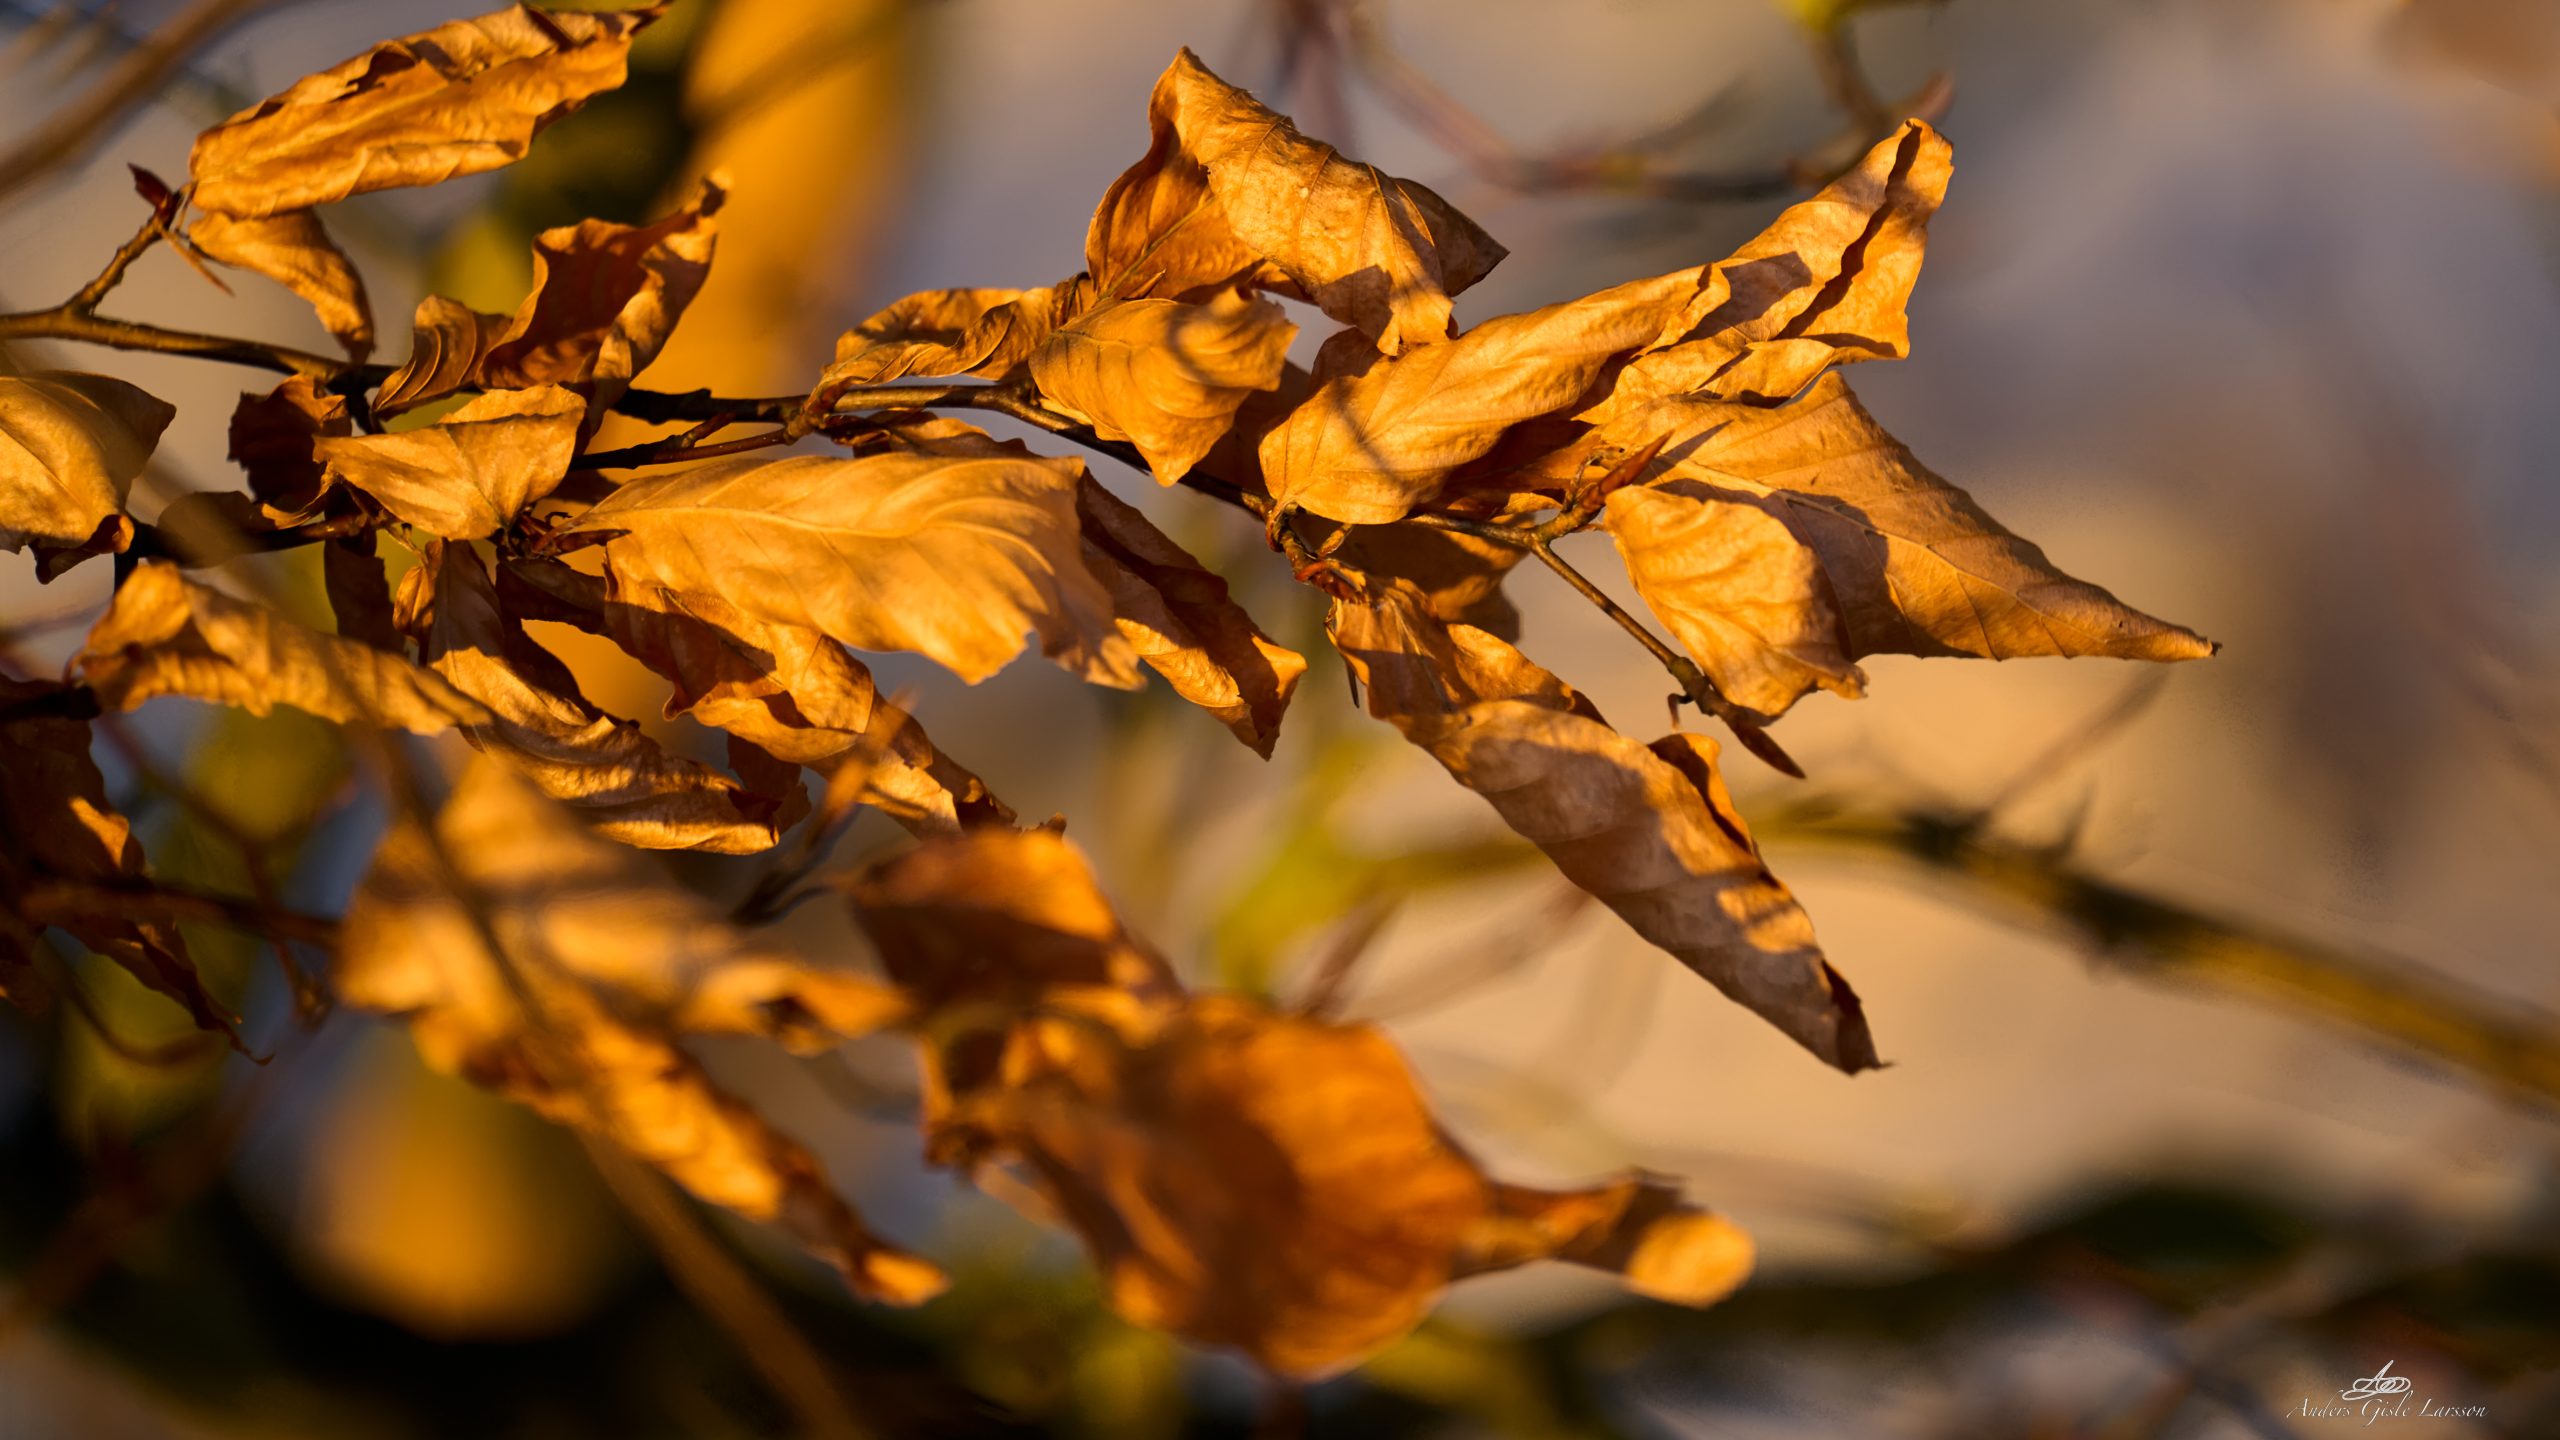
[1328,520,1528,640]
[1076,478,1305,756]
[74,562,489,732]
[0,677,238,1044]
[186,209,375,361]
[479,176,725,415]
[339,757,940,1303]
[1030,290,1295,483]
[556,429,1140,688]
[1590,120,1952,419]
[1259,276,1697,524]
[187,3,664,218]
[227,375,352,522]
[1604,482,1861,720]
[0,371,173,565]
[809,285,1062,400]
[375,296,511,418]
[1326,578,1875,1072]
[324,534,405,652]
[500,556,1012,835]
[314,385,584,540]
[1602,376,2216,679]
[1102,50,1504,353]
[405,543,792,854]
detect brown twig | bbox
[14,874,341,949]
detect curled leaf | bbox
[1,370,173,569]
[1326,578,1876,1072]
[186,209,375,361]
[1076,478,1305,756]
[73,562,489,733]
[375,296,512,418]
[404,543,793,854]
[187,3,664,217]
[315,385,585,540]
[808,284,1066,406]
[478,175,726,415]
[227,375,352,523]
[556,426,1139,688]
[339,758,939,1302]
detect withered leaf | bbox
[1,371,174,566]
[1604,482,1861,720]
[1076,478,1305,756]
[1602,376,2215,682]
[374,296,511,418]
[324,534,405,652]
[228,375,352,522]
[1327,578,1876,1073]
[0,677,239,1045]
[1029,290,1295,484]
[339,757,941,1303]
[807,285,1068,409]
[478,176,724,416]
[1589,120,1953,419]
[74,561,489,733]
[1327,519,1528,641]
[848,828,1752,1376]
[186,209,375,361]
[187,3,664,218]
[315,385,584,540]
[1103,50,1504,353]
[403,543,792,854]
[500,556,1011,836]
[556,428,1140,688]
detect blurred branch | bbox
[1760,799,2560,1106]
[0,0,287,205]
[14,873,339,949]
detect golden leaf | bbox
[1603,481,1861,720]
[0,370,173,565]
[185,210,375,361]
[1076,478,1306,756]
[478,176,725,415]
[375,296,511,418]
[0,677,237,1044]
[314,385,584,540]
[555,429,1140,688]
[73,562,490,733]
[339,757,941,1303]
[227,375,351,523]
[849,828,1752,1375]
[1588,120,1953,419]
[500,556,1012,836]
[1258,274,1697,523]
[1602,376,2215,681]
[1100,50,1504,353]
[1328,520,1528,640]
[402,543,793,854]
[809,285,1060,400]
[187,3,664,218]
[1327,578,1876,1072]
[1029,290,1296,484]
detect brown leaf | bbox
[1601,375,2216,678]
[1102,49,1504,353]
[1328,520,1528,640]
[809,285,1058,397]
[314,385,584,540]
[187,3,664,218]
[227,375,352,522]
[186,209,375,361]
[555,427,1140,688]
[1076,478,1306,756]
[1604,481,1861,720]
[1259,275,1698,524]
[1029,290,1295,484]
[1,371,173,567]
[0,677,239,1045]
[74,561,490,732]
[404,543,793,854]
[1589,120,1953,419]
[478,176,725,415]
[847,830,1752,1374]
[1326,578,1876,1072]
[374,296,511,418]
[339,757,940,1303]
[324,533,405,652]
[500,556,1012,836]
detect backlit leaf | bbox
[0,371,173,567]
[315,385,584,540]
[186,210,375,361]
[1030,290,1295,484]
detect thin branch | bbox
[15,874,341,950]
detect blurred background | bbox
[3,0,2557,1435]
